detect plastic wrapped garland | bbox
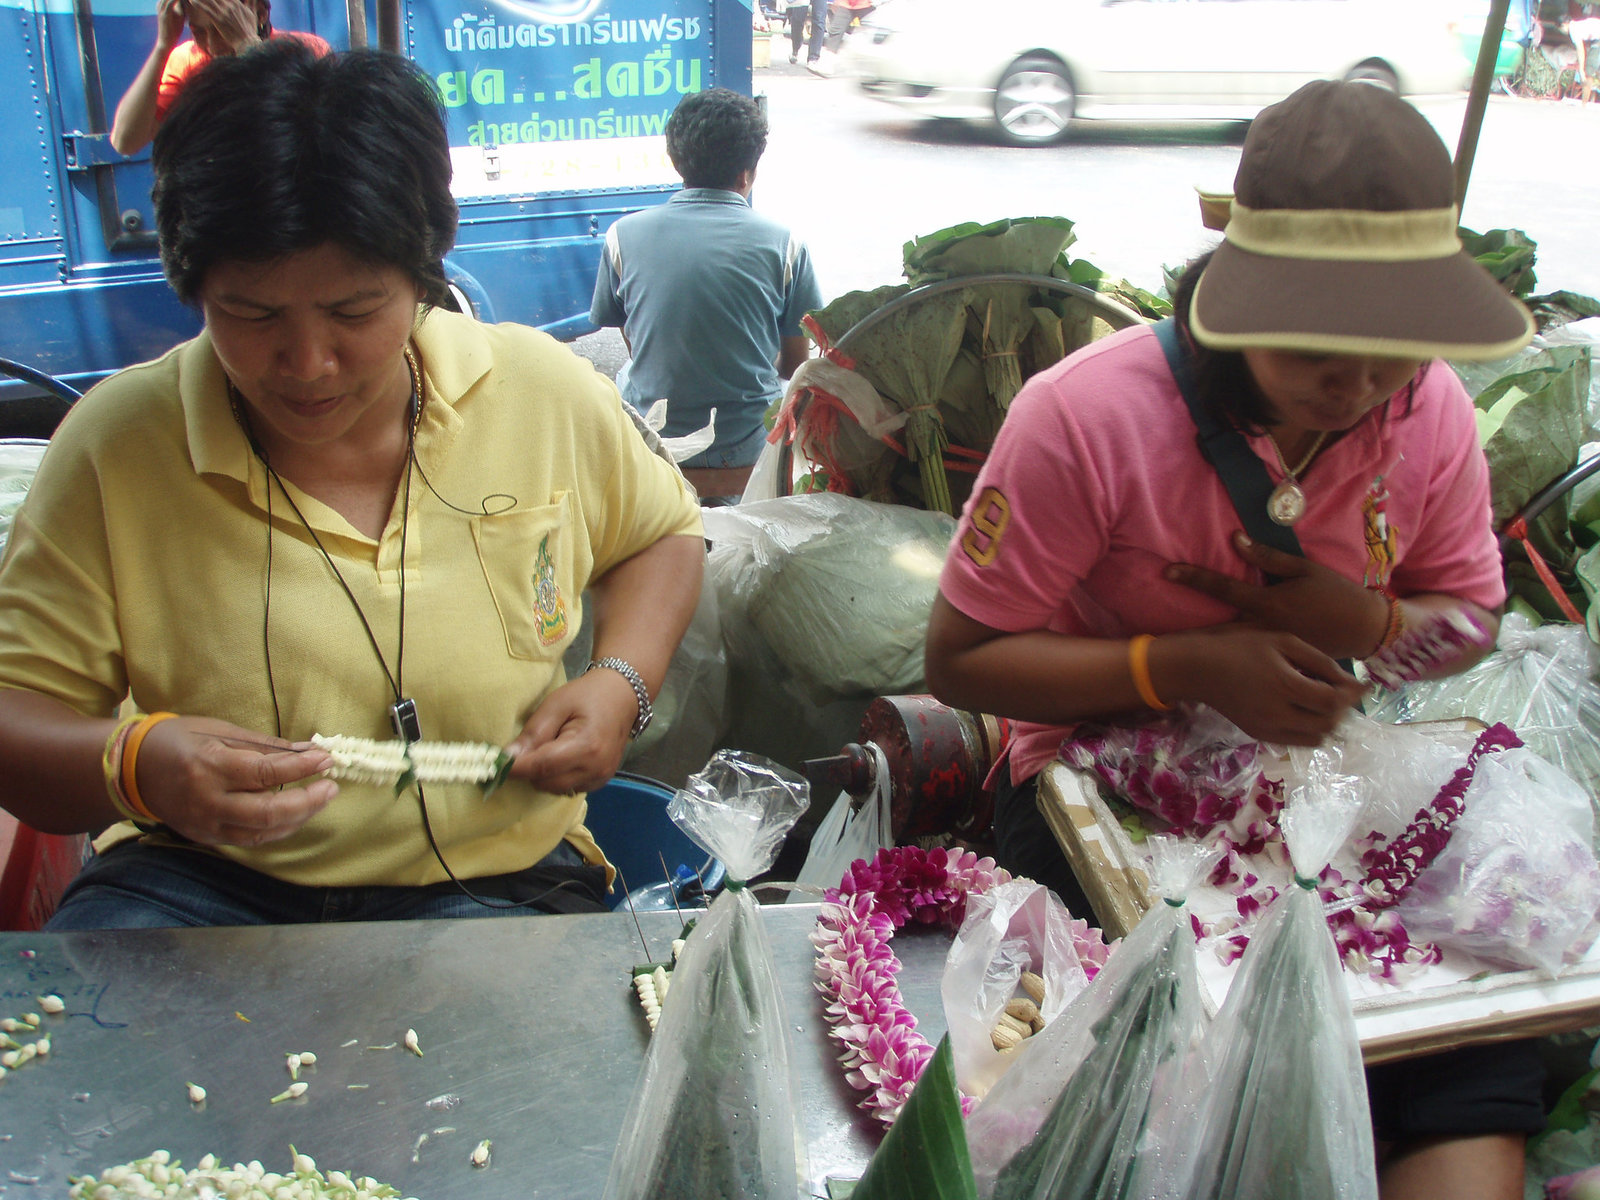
[601,751,809,1200]
[1397,747,1600,977]
[1178,782,1379,1200]
[1366,614,1600,842]
[965,838,1214,1200]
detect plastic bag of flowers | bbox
[1395,746,1600,977]
[1172,775,1379,1200]
[1059,706,1277,837]
[963,837,1214,1200]
[600,750,810,1200]
[941,877,1098,1100]
[1366,613,1600,839]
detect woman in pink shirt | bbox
[927,81,1539,1200]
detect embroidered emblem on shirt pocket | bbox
[473,494,575,660]
[533,534,568,646]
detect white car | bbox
[839,0,1481,145]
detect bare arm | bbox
[0,688,334,842]
[778,334,810,380]
[508,533,704,792]
[109,0,185,156]
[924,592,1365,747]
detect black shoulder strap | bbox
[1152,318,1304,561]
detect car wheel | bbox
[1344,61,1399,92]
[993,56,1075,146]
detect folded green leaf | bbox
[850,1036,977,1200]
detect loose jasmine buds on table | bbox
[186,1081,206,1104]
[403,1028,423,1057]
[37,994,65,1014]
[471,1139,492,1168]
[270,1081,309,1103]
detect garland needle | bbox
[617,867,652,963]
[657,850,686,924]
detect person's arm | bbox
[0,688,334,842]
[507,533,704,794]
[924,592,1365,747]
[109,0,186,155]
[778,334,809,379]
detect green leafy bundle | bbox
[850,1036,979,1200]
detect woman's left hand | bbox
[1165,530,1390,660]
[503,669,637,796]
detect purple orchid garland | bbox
[1066,711,1526,982]
[811,845,1111,1126]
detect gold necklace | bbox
[1265,428,1328,527]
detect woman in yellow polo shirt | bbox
[0,43,705,927]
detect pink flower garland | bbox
[811,845,1111,1126]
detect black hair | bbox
[152,42,458,308]
[1172,250,1423,436]
[664,88,767,190]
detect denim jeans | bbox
[45,838,608,930]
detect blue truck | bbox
[0,0,751,432]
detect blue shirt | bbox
[590,188,823,465]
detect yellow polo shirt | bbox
[0,310,702,886]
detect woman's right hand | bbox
[1153,627,1366,746]
[131,717,337,847]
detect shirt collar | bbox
[182,308,492,493]
[670,187,752,207]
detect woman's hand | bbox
[1164,531,1390,659]
[156,0,187,50]
[504,668,637,797]
[1154,627,1367,746]
[186,0,262,53]
[133,717,336,846]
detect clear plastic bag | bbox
[1176,782,1379,1200]
[1397,747,1600,977]
[1060,706,1272,835]
[601,751,810,1200]
[965,838,1213,1200]
[1366,613,1600,847]
[940,878,1096,1100]
[787,741,893,903]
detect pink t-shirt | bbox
[939,323,1505,783]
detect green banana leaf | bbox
[850,1036,978,1200]
[1474,356,1588,526]
[1460,225,1539,297]
[903,216,1077,285]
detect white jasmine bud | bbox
[286,1052,302,1080]
[187,1081,207,1103]
[35,1034,50,1056]
[297,1050,317,1066]
[37,994,65,1014]
[403,1028,422,1057]
[471,1139,491,1168]
[269,1081,309,1103]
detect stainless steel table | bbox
[0,906,952,1196]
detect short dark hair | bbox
[664,88,767,190]
[152,43,458,307]
[1173,249,1423,435]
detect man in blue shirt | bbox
[590,88,824,500]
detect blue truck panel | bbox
[0,0,753,420]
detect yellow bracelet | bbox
[120,712,177,823]
[1373,595,1407,655]
[101,713,145,823]
[1128,634,1172,712]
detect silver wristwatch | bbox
[586,656,653,739]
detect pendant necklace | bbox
[230,344,426,741]
[1265,428,1329,527]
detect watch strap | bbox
[586,656,653,739]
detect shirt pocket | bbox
[472,493,577,661]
